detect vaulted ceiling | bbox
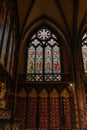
[16,0,87,74]
[17,0,87,41]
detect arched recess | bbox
[78,13,87,127]
[17,17,75,130]
[79,14,87,72]
[18,17,71,76]
[17,84,75,130]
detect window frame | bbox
[26,25,63,82]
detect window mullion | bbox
[35,47,36,81]
[43,44,45,81]
[51,46,53,81]
[27,27,61,82]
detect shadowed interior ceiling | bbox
[17,0,87,40]
[16,0,87,74]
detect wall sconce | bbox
[69,83,73,87]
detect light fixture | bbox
[69,83,73,87]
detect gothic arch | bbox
[78,13,87,74]
[78,12,87,48]
[18,17,71,74]
[76,14,87,128]
[22,16,70,50]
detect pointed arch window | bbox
[26,27,62,81]
[0,2,6,46]
[81,33,87,73]
[1,13,10,65]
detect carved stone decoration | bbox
[0,109,10,119]
[0,82,6,109]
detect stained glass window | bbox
[26,27,61,81]
[1,13,10,65]
[7,30,13,71]
[0,3,6,47]
[82,33,87,73]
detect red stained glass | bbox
[27,27,61,81]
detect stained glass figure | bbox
[82,33,87,73]
[45,46,52,73]
[53,45,60,73]
[27,46,35,73]
[27,27,61,81]
[36,46,43,73]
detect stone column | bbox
[72,50,86,128]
